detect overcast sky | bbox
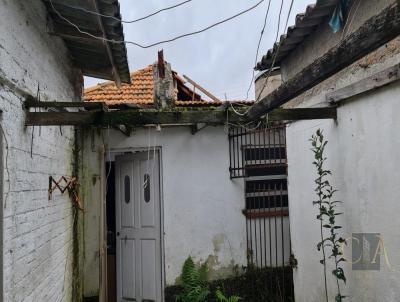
[84,0,314,101]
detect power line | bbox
[255,0,294,103]
[49,0,265,49]
[62,0,193,24]
[245,0,272,100]
[230,0,284,116]
[230,0,295,118]
[256,0,286,102]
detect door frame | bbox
[108,147,165,302]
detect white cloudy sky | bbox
[84,0,314,100]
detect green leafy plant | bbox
[215,289,241,302]
[176,256,209,302]
[311,129,346,302]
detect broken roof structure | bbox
[84,65,223,108]
[43,0,130,84]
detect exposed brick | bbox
[0,0,81,301]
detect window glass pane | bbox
[124,175,130,204]
[144,174,150,203]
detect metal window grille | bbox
[228,123,287,179]
[229,123,294,301]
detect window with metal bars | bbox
[229,124,291,257]
[228,123,293,299]
[228,124,287,178]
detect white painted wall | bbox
[0,0,81,300]
[78,130,106,299]
[286,66,400,301]
[108,126,247,285]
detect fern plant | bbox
[215,289,241,302]
[311,129,346,302]
[176,256,209,302]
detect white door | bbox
[116,151,162,302]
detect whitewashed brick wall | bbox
[0,0,81,301]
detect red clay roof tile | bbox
[84,66,155,105]
[84,65,253,108]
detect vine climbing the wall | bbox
[310,129,346,302]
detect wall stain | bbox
[205,234,241,281]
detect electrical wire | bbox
[105,127,112,198]
[229,0,295,122]
[245,0,272,101]
[341,0,361,40]
[144,127,158,188]
[63,0,193,24]
[228,0,275,121]
[229,0,286,117]
[254,0,287,102]
[49,0,265,49]
[0,123,10,209]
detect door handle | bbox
[122,297,136,301]
[142,300,155,302]
[117,232,120,236]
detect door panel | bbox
[121,239,136,299]
[116,151,162,302]
[141,239,157,300]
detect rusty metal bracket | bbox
[48,176,84,210]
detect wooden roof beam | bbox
[183,75,220,103]
[25,107,336,127]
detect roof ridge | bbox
[129,65,153,77]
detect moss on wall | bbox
[165,267,294,302]
[72,128,82,302]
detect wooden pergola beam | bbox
[25,97,108,111]
[245,3,400,120]
[25,107,336,126]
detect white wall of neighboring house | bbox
[0,0,81,300]
[284,42,400,302]
[108,126,247,285]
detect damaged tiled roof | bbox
[256,0,339,71]
[85,66,154,106]
[84,65,225,107]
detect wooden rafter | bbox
[91,0,121,87]
[44,0,130,83]
[183,75,221,103]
